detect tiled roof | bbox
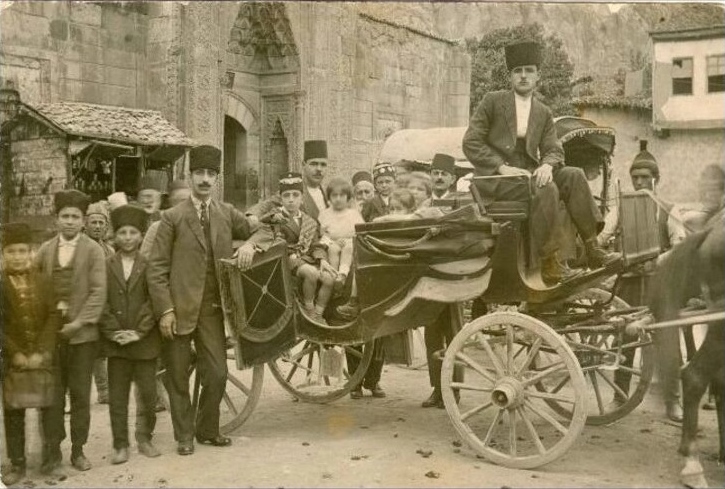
[31,102,195,147]
[648,3,725,34]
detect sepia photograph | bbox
[0,1,724,487]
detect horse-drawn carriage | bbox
[205,118,673,470]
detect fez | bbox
[505,41,542,71]
[167,179,190,193]
[431,153,456,176]
[304,140,327,162]
[372,162,396,181]
[138,174,162,193]
[2,222,32,249]
[189,145,222,173]
[86,201,110,222]
[352,171,373,187]
[279,172,304,193]
[54,189,91,215]
[630,140,659,179]
[111,204,149,233]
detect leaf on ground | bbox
[425,471,440,479]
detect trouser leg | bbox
[67,341,98,454]
[133,359,159,443]
[44,339,69,448]
[345,346,363,389]
[425,314,446,391]
[108,357,133,449]
[193,310,228,439]
[4,408,26,463]
[93,357,108,401]
[654,326,683,406]
[362,340,385,390]
[553,166,603,239]
[162,333,194,442]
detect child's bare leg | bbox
[327,241,342,271]
[338,239,354,277]
[315,271,335,314]
[297,264,319,310]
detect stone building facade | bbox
[1,1,470,210]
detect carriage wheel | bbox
[441,311,587,469]
[268,339,374,403]
[536,288,655,426]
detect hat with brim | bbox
[2,222,32,248]
[304,140,327,162]
[111,204,149,233]
[189,145,222,173]
[279,172,304,193]
[505,41,542,71]
[431,153,456,176]
[352,171,373,187]
[54,189,91,215]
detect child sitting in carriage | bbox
[317,177,364,290]
[271,172,336,325]
[372,188,418,222]
[405,171,445,220]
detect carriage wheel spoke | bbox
[526,389,576,404]
[517,406,546,455]
[595,369,629,401]
[450,382,493,393]
[588,370,605,415]
[616,365,642,377]
[455,352,496,384]
[508,408,517,457]
[461,401,493,421]
[524,399,568,435]
[222,391,238,416]
[522,361,566,387]
[482,408,504,447]
[343,346,363,359]
[289,345,316,363]
[478,335,506,377]
[505,325,515,374]
[227,373,251,397]
[516,337,543,376]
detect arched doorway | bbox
[223,115,247,209]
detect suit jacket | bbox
[462,90,564,176]
[361,194,388,223]
[253,211,327,264]
[34,234,107,344]
[302,184,328,220]
[147,198,265,335]
[101,254,159,360]
[2,270,56,360]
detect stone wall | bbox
[578,106,725,203]
[0,1,149,107]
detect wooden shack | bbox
[1,99,195,239]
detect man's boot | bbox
[541,254,583,286]
[336,297,359,321]
[2,458,26,486]
[584,238,621,269]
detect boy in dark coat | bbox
[1,223,57,486]
[101,205,161,464]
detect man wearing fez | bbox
[463,41,618,285]
[140,179,191,259]
[147,145,264,456]
[301,140,330,219]
[1,223,58,485]
[136,175,164,222]
[35,189,107,473]
[352,170,375,212]
[430,153,457,201]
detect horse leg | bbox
[680,361,710,488]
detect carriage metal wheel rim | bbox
[441,311,587,469]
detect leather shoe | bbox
[666,402,684,423]
[71,453,91,471]
[541,254,583,286]
[177,441,194,456]
[40,445,62,475]
[196,434,232,447]
[421,390,443,408]
[138,440,161,458]
[369,384,386,398]
[111,447,129,465]
[2,464,26,486]
[350,387,363,399]
[584,238,621,269]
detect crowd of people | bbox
[2,39,723,487]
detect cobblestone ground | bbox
[2,362,723,489]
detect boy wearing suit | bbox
[101,205,161,464]
[35,189,107,473]
[361,162,396,223]
[462,41,618,285]
[2,223,57,485]
[147,145,263,456]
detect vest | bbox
[52,252,75,305]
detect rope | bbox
[638,189,697,235]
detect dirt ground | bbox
[2,360,723,489]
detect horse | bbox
[647,221,725,488]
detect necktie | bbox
[200,201,213,248]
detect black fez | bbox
[505,41,542,71]
[54,189,91,215]
[304,140,327,162]
[352,171,373,186]
[431,153,456,176]
[2,222,32,249]
[630,140,659,179]
[138,174,163,192]
[279,172,304,193]
[111,204,149,233]
[189,145,221,173]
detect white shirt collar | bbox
[58,233,81,247]
[190,195,212,216]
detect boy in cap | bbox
[101,205,161,464]
[34,189,107,473]
[361,162,396,222]
[2,223,58,485]
[147,145,264,455]
[463,41,618,285]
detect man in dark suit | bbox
[463,41,618,285]
[147,145,264,456]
